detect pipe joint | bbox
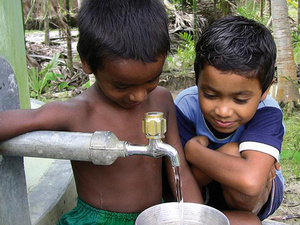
[89,131,126,165]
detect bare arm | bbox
[185,137,275,202]
[216,142,276,213]
[187,136,213,187]
[0,100,82,142]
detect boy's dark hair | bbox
[194,15,276,94]
[77,0,170,74]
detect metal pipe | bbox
[0,131,127,165]
[0,131,91,160]
[0,112,180,167]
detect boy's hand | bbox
[268,161,281,181]
[185,136,212,187]
[275,161,281,170]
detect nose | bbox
[215,101,233,118]
[128,87,147,102]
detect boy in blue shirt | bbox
[0,0,202,224]
[175,15,284,224]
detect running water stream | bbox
[174,166,184,225]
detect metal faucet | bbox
[0,112,180,167]
[125,112,180,167]
[91,112,180,167]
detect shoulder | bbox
[248,95,284,131]
[41,93,91,114]
[174,86,200,118]
[258,95,282,110]
[153,85,172,95]
[240,96,285,159]
[174,86,198,105]
[34,91,93,130]
[149,86,174,104]
[254,95,283,124]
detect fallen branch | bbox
[268,214,300,221]
[28,54,65,65]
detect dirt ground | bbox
[268,164,300,224]
[25,31,300,225]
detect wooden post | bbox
[0,0,31,224]
[0,56,31,225]
[0,0,30,109]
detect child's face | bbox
[93,55,165,109]
[198,65,268,134]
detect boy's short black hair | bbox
[77,0,170,74]
[194,15,276,94]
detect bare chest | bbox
[77,107,149,144]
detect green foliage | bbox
[291,25,300,64]
[287,0,298,8]
[81,80,91,89]
[236,0,268,25]
[166,32,195,75]
[236,1,257,19]
[287,0,298,19]
[281,112,300,177]
[28,53,73,100]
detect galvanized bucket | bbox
[135,202,230,225]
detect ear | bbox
[260,82,273,101]
[81,59,93,74]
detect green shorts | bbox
[58,198,140,225]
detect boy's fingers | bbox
[268,165,276,181]
[275,161,281,171]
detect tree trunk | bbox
[43,0,50,44]
[78,0,82,8]
[25,0,38,25]
[252,0,257,12]
[193,0,197,45]
[65,0,74,75]
[266,0,271,18]
[213,0,218,20]
[260,0,264,19]
[271,0,299,105]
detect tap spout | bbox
[125,139,180,167]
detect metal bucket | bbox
[135,202,230,225]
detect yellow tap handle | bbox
[142,112,166,139]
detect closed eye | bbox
[203,92,217,99]
[148,76,159,84]
[234,98,249,104]
[115,85,129,92]
[148,73,161,84]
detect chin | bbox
[212,125,236,134]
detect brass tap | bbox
[142,112,167,139]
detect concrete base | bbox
[26,99,77,225]
[28,159,77,225]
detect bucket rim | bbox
[136,202,230,224]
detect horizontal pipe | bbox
[0,131,127,165]
[0,131,93,161]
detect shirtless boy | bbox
[0,0,202,224]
